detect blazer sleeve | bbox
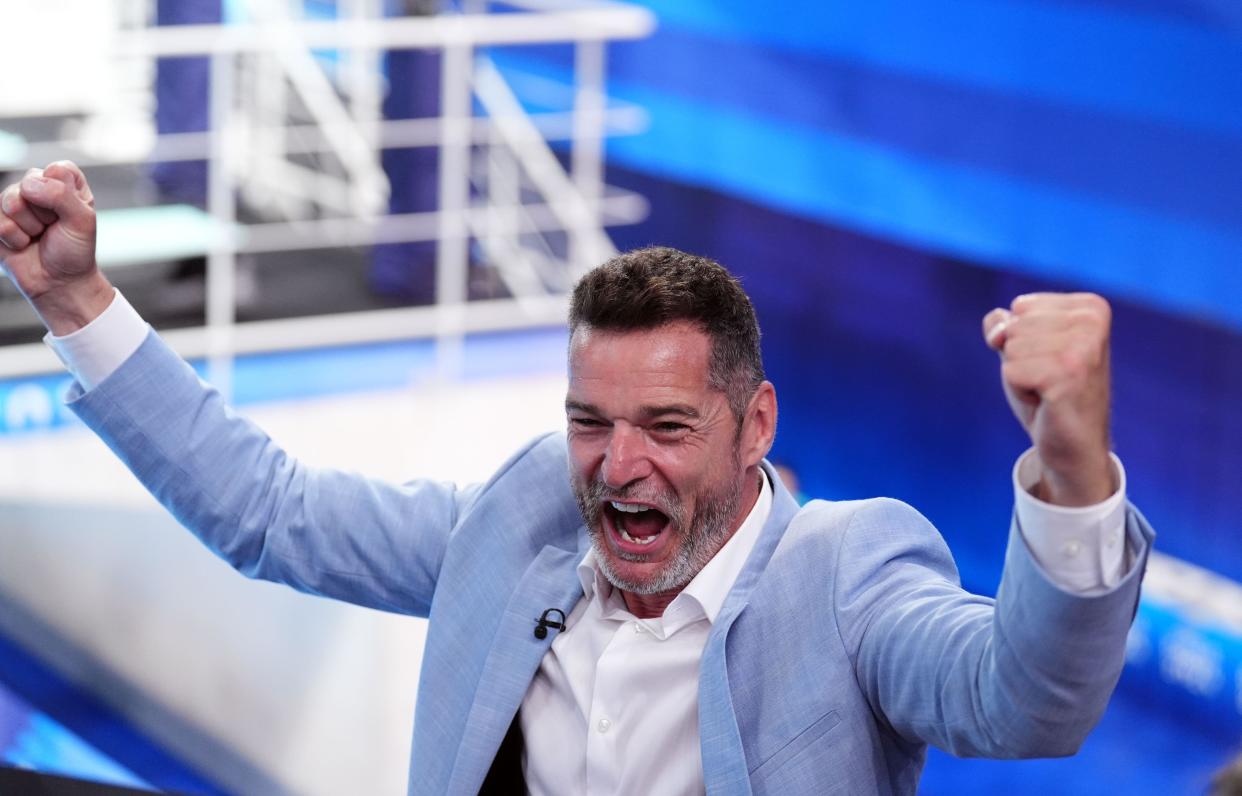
[832,496,1153,758]
[67,330,479,617]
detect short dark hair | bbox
[569,246,765,420]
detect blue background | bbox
[3,0,1241,791]
[496,0,1242,789]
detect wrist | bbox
[1035,452,1116,507]
[32,271,116,336]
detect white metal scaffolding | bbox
[0,0,655,383]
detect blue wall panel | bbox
[496,0,1242,328]
[631,0,1242,135]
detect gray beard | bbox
[572,464,745,596]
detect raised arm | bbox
[0,161,114,333]
[839,293,1151,756]
[0,162,469,615]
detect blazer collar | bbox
[448,463,800,794]
[716,460,802,629]
[446,542,585,794]
[699,460,802,794]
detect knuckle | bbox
[1056,344,1098,380]
[1075,290,1102,303]
[1066,307,1095,328]
[36,179,63,202]
[1069,307,1110,341]
[1057,349,1083,377]
[1092,295,1112,324]
[1075,291,1111,320]
[47,160,82,185]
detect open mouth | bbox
[603,500,672,554]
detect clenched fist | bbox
[983,293,1115,507]
[0,161,113,335]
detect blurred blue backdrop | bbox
[2,0,1240,791]
[494,0,1242,790]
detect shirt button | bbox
[634,623,644,634]
[597,718,612,734]
[1062,540,1082,558]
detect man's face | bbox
[565,321,757,596]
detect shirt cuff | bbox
[1013,448,1129,596]
[43,289,149,392]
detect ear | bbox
[738,381,777,468]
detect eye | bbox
[570,416,605,429]
[653,421,689,434]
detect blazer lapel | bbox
[446,539,586,794]
[700,462,803,795]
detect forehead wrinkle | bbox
[567,322,723,422]
[569,321,711,370]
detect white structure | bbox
[0,0,654,383]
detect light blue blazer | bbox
[69,332,1154,795]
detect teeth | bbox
[609,501,662,545]
[619,527,658,545]
[610,501,650,514]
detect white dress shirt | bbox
[522,471,774,796]
[47,290,1132,793]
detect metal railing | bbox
[0,0,655,389]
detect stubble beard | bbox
[572,455,745,596]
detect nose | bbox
[600,425,653,490]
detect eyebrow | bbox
[564,400,700,420]
[565,399,599,415]
[639,404,700,420]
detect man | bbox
[0,163,1151,795]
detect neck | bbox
[620,589,679,620]
[619,465,764,620]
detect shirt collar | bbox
[577,469,774,629]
